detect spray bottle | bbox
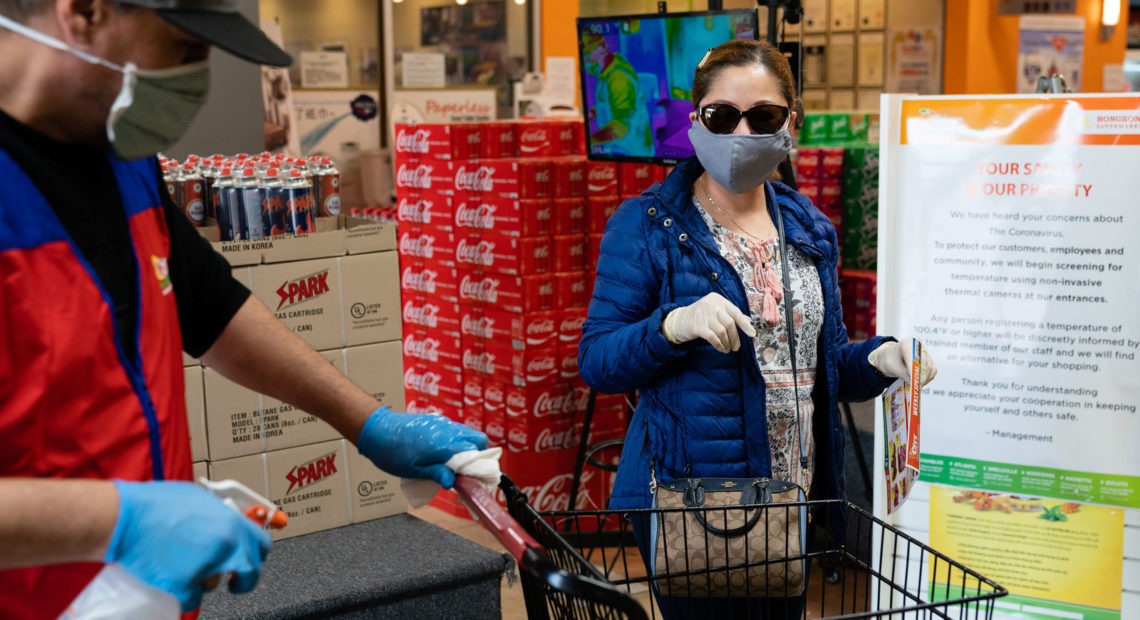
[58,479,286,620]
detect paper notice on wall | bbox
[1017,15,1084,93]
[880,95,1140,509]
[885,27,942,94]
[401,53,446,89]
[300,51,349,88]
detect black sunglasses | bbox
[698,103,790,135]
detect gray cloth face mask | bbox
[687,120,793,194]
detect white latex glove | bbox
[662,292,757,353]
[869,338,938,387]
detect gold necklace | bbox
[700,178,773,242]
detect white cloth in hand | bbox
[869,338,938,387]
[662,292,756,353]
[400,447,503,508]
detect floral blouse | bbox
[694,195,825,493]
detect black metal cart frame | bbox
[455,475,1008,620]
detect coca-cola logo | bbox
[561,353,578,372]
[560,316,586,333]
[535,424,583,453]
[456,239,496,266]
[397,197,433,223]
[527,357,556,376]
[526,319,555,336]
[401,267,438,294]
[459,275,500,303]
[568,168,584,182]
[508,426,527,445]
[510,470,594,511]
[533,389,583,418]
[534,169,551,183]
[506,390,526,410]
[461,314,495,339]
[399,233,435,259]
[520,129,549,143]
[533,245,549,259]
[454,165,495,192]
[587,167,616,182]
[396,128,432,154]
[403,334,441,361]
[402,302,439,328]
[406,400,444,415]
[484,418,505,438]
[404,368,441,396]
[484,383,504,402]
[396,164,434,189]
[455,202,497,229]
[463,381,482,399]
[462,349,496,374]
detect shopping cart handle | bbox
[453,475,543,565]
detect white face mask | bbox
[0,14,210,160]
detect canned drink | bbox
[284,168,314,234]
[178,162,206,227]
[214,167,239,241]
[161,160,180,207]
[314,156,341,217]
[260,168,290,236]
[236,167,267,240]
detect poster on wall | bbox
[885,27,942,94]
[292,90,381,208]
[928,485,1124,619]
[261,19,300,156]
[1017,16,1084,93]
[879,94,1140,510]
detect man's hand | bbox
[355,407,489,489]
[662,292,757,353]
[104,481,271,612]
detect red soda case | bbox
[482,120,518,159]
[586,161,619,196]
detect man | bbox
[581,30,654,158]
[0,1,488,617]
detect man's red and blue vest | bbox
[0,150,191,619]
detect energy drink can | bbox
[284,168,314,234]
[214,167,239,241]
[313,156,341,217]
[261,168,290,236]
[236,167,267,240]
[178,162,206,227]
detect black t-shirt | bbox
[0,109,249,359]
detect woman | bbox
[578,39,936,618]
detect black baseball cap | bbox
[120,0,292,67]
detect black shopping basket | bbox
[455,474,1008,620]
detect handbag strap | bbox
[774,201,809,471]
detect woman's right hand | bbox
[661,292,756,353]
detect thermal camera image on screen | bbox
[577,10,758,163]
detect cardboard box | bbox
[192,461,208,482]
[260,349,345,453]
[209,440,351,541]
[183,351,198,367]
[343,217,396,255]
[345,341,406,412]
[250,257,343,351]
[340,251,402,346]
[185,366,208,462]
[203,367,266,460]
[345,446,407,523]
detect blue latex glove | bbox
[104,480,272,611]
[356,406,489,489]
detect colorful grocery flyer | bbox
[882,379,915,514]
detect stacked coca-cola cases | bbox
[159,152,346,239]
[393,119,664,514]
[793,143,881,341]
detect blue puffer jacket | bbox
[579,157,894,520]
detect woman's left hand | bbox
[868,338,938,386]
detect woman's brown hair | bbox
[692,39,797,110]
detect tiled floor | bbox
[409,503,860,619]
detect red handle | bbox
[453,475,542,564]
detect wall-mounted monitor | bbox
[577,9,759,164]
